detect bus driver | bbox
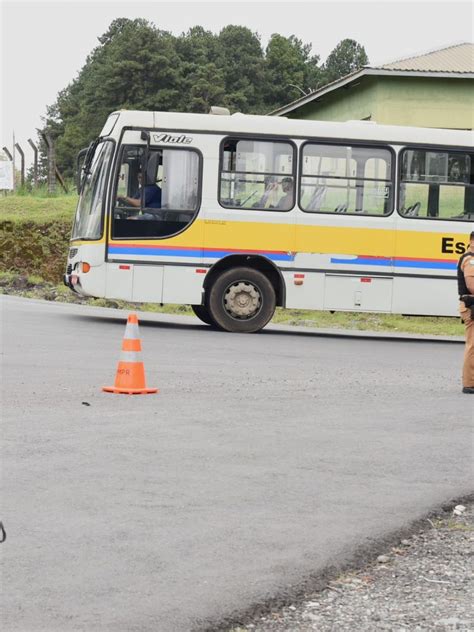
[117,170,162,212]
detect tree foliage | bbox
[321,38,369,85]
[42,19,368,177]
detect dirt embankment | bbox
[1,219,71,284]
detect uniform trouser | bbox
[460,302,474,387]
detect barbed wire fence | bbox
[1,134,68,195]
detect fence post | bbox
[55,167,68,193]
[40,131,56,194]
[12,133,16,191]
[28,138,38,189]
[14,143,25,187]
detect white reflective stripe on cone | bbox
[119,351,142,363]
[123,323,140,340]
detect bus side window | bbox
[219,138,295,211]
[300,144,393,215]
[400,149,474,220]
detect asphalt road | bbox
[1,296,472,632]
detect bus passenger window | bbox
[300,144,393,216]
[399,149,474,220]
[220,138,295,211]
[113,145,200,238]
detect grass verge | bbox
[0,194,77,223]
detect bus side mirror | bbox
[76,147,88,192]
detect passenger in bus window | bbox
[275,177,294,210]
[255,176,279,208]
[253,176,294,210]
[117,170,162,211]
[458,230,474,394]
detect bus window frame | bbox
[109,138,203,242]
[100,113,120,137]
[298,139,396,218]
[218,135,298,212]
[72,137,116,242]
[397,144,474,222]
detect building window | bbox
[399,149,474,220]
[113,145,200,238]
[300,143,393,215]
[219,138,295,211]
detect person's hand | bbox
[461,294,474,306]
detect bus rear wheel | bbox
[207,267,276,333]
[191,304,216,326]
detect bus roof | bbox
[110,110,474,147]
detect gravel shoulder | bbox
[226,502,474,632]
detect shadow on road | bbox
[69,312,206,332]
[68,313,462,344]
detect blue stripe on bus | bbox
[109,246,294,262]
[330,257,391,267]
[330,257,457,270]
[393,260,456,270]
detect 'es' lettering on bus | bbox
[152,133,193,145]
[441,237,468,255]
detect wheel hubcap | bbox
[223,281,262,319]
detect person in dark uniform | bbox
[118,171,161,209]
[457,230,474,394]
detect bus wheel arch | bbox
[203,255,285,307]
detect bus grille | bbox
[69,248,78,259]
[66,264,73,275]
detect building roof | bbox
[381,42,474,73]
[271,43,474,117]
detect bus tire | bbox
[191,304,216,326]
[207,267,276,333]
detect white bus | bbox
[65,110,474,332]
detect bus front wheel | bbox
[207,267,276,333]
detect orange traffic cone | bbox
[103,313,158,395]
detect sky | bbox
[1,0,472,167]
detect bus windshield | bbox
[72,140,114,240]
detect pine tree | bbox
[321,39,369,86]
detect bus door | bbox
[295,142,396,312]
[107,130,204,304]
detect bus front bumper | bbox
[63,272,81,292]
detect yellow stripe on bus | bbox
[79,219,470,260]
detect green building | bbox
[271,43,474,130]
